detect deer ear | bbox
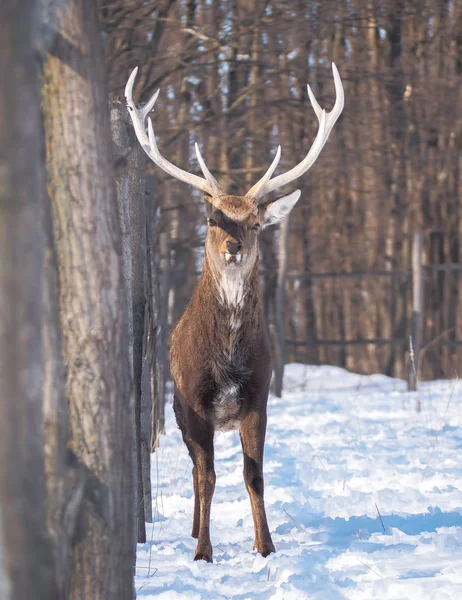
[262,190,301,227]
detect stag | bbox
[125,65,344,562]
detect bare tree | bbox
[0,1,55,598]
[110,102,154,539]
[41,0,135,597]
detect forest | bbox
[101,0,462,382]
[1,0,461,598]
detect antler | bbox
[125,67,223,197]
[125,65,343,202]
[246,63,344,202]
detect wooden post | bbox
[408,231,423,392]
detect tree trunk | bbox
[274,219,290,397]
[144,177,157,452]
[144,174,163,497]
[127,116,149,538]
[155,229,171,444]
[42,153,72,599]
[41,1,135,597]
[110,102,151,535]
[0,1,55,598]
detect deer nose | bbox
[226,240,242,255]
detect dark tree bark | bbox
[110,102,153,536]
[127,115,149,537]
[274,219,290,397]
[146,174,167,449]
[41,1,135,597]
[0,1,55,598]
[41,159,73,600]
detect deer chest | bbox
[210,353,251,431]
[213,381,242,431]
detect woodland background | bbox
[101,0,462,382]
[1,0,461,598]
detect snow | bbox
[135,364,462,599]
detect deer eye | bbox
[251,223,261,231]
[207,218,217,227]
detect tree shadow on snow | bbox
[276,505,462,549]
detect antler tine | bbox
[308,63,344,140]
[246,146,281,202]
[194,143,222,196]
[140,88,160,123]
[246,63,344,202]
[125,67,223,196]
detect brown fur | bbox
[170,195,276,562]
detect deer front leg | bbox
[185,413,215,562]
[183,440,200,538]
[240,410,275,557]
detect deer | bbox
[125,64,344,563]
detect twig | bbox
[147,446,161,577]
[409,336,417,383]
[418,328,455,373]
[283,508,307,533]
[409,336,421,410]
[375,503,386,533]
[357,558,383,579]
[313,454,328,472]
[136,581,149,593]
[421,378,458,481]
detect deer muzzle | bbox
[224,251,244,265]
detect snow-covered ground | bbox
[136,364,462,599]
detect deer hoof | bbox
[194,544,213,563]
[255,540,275,557]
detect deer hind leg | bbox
[240,410,275,557]
[191,464,200,538]
[184,412,215,562]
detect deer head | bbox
[125,65,344,276]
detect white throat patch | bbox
[217,268,246,307]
